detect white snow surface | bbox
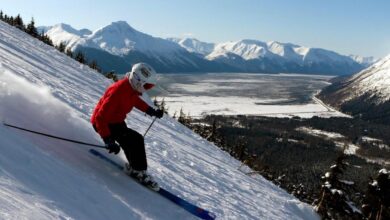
[160,84,348,118]
[0,21,319,219]
[347,54,390,102]
[164,95,347,118]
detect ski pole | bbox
[144,117,157,137]
[143,86,167,137]
[3,122,106,148]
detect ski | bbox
[89,149,216,220]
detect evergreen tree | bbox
[14,14,24,30]
[26,18,39,38]
[56,42,66,53]
[153,97,159,107]
[39,30,53,46]
[207,119,218,142]
[153,97,168,114]
[3,15,9,23]
[160,98,168,114]
[178,108,187,125]
[0,11,4,20]
[88,60,100,72]
[8,16,14,25]
[362,169,390,220]
[105,71,118,82]
[65,48,73,58]
[74,51,86,64]
[314,152,361,219]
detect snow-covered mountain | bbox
[348,55,377,67]
[43,21,226,73]
[318,54,390,123]
[202,40,365,75]
[167,38,215,55]
[75,21,183,56]
[43,21,366,75]
[207,40,346,63]
[39,23,91,47]
[0,20,319,219]
[348,54,390,101]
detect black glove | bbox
[103,137,120,154]
[146,107,164,119]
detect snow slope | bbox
[319,54,390,105]
[346,54,390,102]
[0,21,319,219]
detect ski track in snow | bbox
[0,21,319,220]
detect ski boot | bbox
[124,163,133,175]
[125,163,160,191]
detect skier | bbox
[91,62,163,190]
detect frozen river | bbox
[151,73,348,118]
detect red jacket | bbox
[91,78,149,138]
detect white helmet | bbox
[128,63,157,93]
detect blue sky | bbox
[1,0,389,58]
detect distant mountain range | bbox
[318,54,390,123]
[40,21,376,75]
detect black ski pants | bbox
[95,122,147,171]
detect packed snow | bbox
[0,21,319,219]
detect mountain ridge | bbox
[42,21,372,74]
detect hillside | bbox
[318,55,390,123]
[0,21,319,219]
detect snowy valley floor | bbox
[154,73,348,118]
